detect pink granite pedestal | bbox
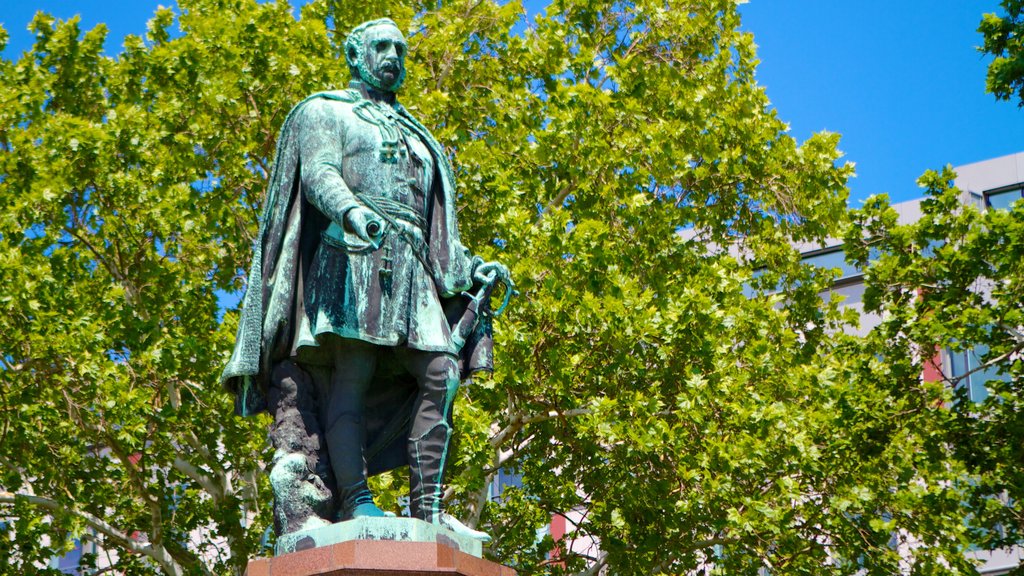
[244,540,517,576]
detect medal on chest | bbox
[353,100,409,164]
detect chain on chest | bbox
[352,101,416,162]
[352,101,432,202]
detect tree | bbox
[0,4,338,574]
[846,169,1024,569]
[0,0,988,574]
[979,0,1024,105]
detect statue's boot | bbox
[337,480,386,520]
[409,421,492,543]
[326,403,385,521]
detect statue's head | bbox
[345,19,407,93]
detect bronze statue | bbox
[221,18,511,544]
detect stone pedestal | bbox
[276,517,483,557]
[244,540,517,576]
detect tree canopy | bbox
[846,169,1024,570]
[980,0,1024,105]
[2,0,1016,575]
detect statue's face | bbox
[358,24,407,92]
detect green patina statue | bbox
[221,18,512,545]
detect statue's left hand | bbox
[473,260,511,286]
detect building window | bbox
[53,539,83,574]
[488,468,524,501]
[822,280,865,307]
[985,188,1023,210]
[946,344,1010,403]
[800,248,862,282]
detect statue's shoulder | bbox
[313,88,362,105]
[304,89,362,110]
[290,89,363,121]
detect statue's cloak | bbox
[221,90,492,473]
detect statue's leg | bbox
[266,360,334,535]
[403,351,491,542]
[323,339,386,520]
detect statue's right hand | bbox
[344,206,384,243]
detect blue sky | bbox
[739,1,1023,204]
[2,1,1021,204]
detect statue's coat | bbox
[221,88,492,473]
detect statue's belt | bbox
[358,193,427,234]
[355,192,433,276]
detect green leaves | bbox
[8,0,990,575]
[848,166,1024,570]
[979,1,1024,105]
[0,2,342,573]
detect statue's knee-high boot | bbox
[408,357,490,542]
[327,411,385,520]
[325,344,385,521]
[408,418,451,520]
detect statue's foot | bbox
[349,502,387,518]
[337,480,392,521]
[432,512,492,543]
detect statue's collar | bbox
[349,80,398,107]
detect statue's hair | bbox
[344,18,401,71]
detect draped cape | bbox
[220,90,492,474]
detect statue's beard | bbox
[357,58,405,92]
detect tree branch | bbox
[536,181,579,225]
[172,457,223,500]
[163,536,216,576]
[573,551,607,576]
[941,347,1017,387]
[65,401,168,553]
[999,323,1024,345]
[468,445,502,529]
[179,429,235,506]
[485,433,536,475]
[64,226,144,316]
[182,429,216,467]
[490,408,592,448]
[0,491,185,576]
